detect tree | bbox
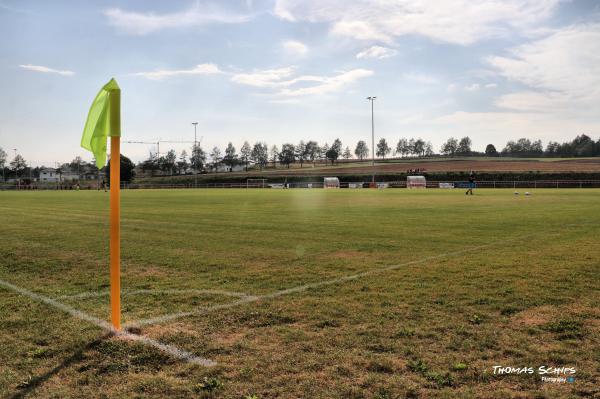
[0,147,6,182]
[69,156,84,177]
[376,138,391,159]
[141,152,159,176]
[354,140,369,160]
[485,144,498,156]
[270,145,279,167]
[305,141,319,165]
[295,140,307,168]
[325,139,342,165]
[396,138,409,157]
[223,142,238,171]
[177,150,189,174]
[407,138,416,156]
[441,137,458,156]
[413,138,425,157]
[331,138,342,155]
[10,154,27,177]
[342,146,352,160]
[251,142,269,170]
[210,146,222,172]
[321,143,329,162]
[425,141,434,156]
[502,138,543,157]
[457,136,472,155]
[325,147,338,165]
[163,149,177,175]
[190,144,206,171]
[240,141,252,171]
[278,143,296,168]
[106,154,136,182]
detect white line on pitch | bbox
[0,278,216,367]
[58,288,257,300]
[128,233,536,328]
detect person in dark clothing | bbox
[466,171,476,195]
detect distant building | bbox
[39,168,60,182]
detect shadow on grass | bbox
[10,333,112,399]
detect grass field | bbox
[1,189,599,398]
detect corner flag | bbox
[81,78,121,168]
[81,78,122,330]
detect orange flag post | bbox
[81,78,122,331]
[109,135,121,330]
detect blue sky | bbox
[1,0,599,166]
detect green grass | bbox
[1,189,599,398]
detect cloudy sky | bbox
[1,0,599,166]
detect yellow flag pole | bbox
[109,135,121,330]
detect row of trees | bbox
[2,134,599,180]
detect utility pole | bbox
[192,122,198,188]
[366,97,376,184]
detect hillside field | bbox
[0,189,599,398]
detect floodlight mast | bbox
[367,96,376,183]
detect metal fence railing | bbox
[2,180,600,190]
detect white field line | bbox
[58,288,257,300]
[0,279,216,367]
[128,232,537,328]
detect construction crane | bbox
[122,140,160,157]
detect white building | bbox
[39,168,60,182]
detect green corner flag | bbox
[81,78,121,168]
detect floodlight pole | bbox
[192,122,198,187]
[367,97,376,183]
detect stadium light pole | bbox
[366,97,376,183]
[192,122,198,187]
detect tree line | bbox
[138,134,599,175]
[1,134,598,181]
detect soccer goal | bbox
[324,177,340,189]
[407,175,426,189]
[247,179,267,188]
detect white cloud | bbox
[104,4,251,35]
[273,0,562,45]
[356,46,397,59]
[282,40,308,56]
[279,69,373,96]
[232,66,373,96]
[487,23,600,113]
[231,67,296,87]
[465,83,481,91]
[131,63,222,80]
[19,64,74,76]
[484,83,498,89]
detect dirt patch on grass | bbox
[511,305,557,327]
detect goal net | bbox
[247,179,267,188]
[407,175,426,189]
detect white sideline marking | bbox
[0,279,216,367]
[58,288,257,300]
[129,233,536,328]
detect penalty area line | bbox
[128,232,538,328]
[0,278,216,367]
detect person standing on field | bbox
[466,171,476,195]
